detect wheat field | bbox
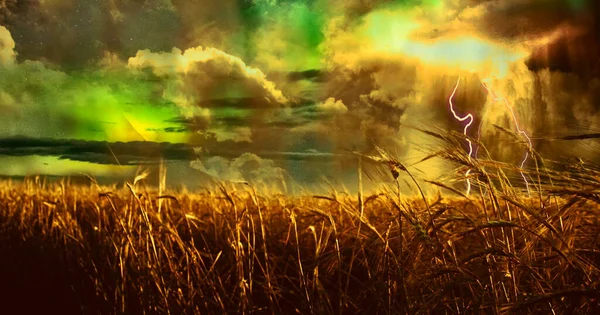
[0,131,599,315]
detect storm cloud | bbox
[0,0,599,188]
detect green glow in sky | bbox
[0,64,185,142]
[0,0,596,184]
[0,0,330,144]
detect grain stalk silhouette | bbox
[0,130,599,314]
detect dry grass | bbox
[0,131,599,314]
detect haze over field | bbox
[0,0,598,192]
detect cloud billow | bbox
[0,0,599,187]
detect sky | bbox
[0,0,598,193]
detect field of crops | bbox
[0,132,599,314]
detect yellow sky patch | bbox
[355,8,528,78]
[0,156,136,177]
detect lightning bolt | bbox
[481,80,532,194]
[448,77,474,196]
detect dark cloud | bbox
[165,117,211,133]
[468,0,600,77]
[0,0,599,188]
[325,0,402,18]
[287,69,325,82]
[197,97,266,109]
[169,0,244,54]
[0,136,194,164]
[0,135,340,165]
[526,28,600,78]
[0,0,180,68]
[146,127,188,133]
[480,1,582,39]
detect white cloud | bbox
[128,46,288,104]
[0,26,16,67]
[190,153,287,187]
[316,97,347,114]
